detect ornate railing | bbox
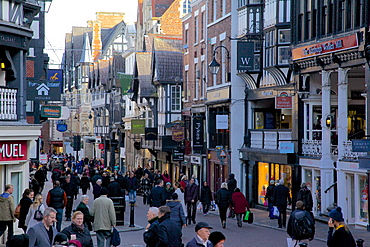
[0,88,17,120]
[342,141,367,160]
[302,140,322,156]
[249,129,292,149]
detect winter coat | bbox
[232,192,249,214]
[327,225,356,247]
[75,202,94,231]
[143,217,159,247]
[215,188,232,209]
[141,177,152,195]
[157,213,182,247]
[27,222,57,247]
[166,200,186,228]
[0,193,15,221]
[185,183,198,202]
[26,203,45,230]
[164,187,174,200]
[200,186,212,204]
[108,181,123,197]
[162,174,171,184]
[18,197,33,228]
[91,174,102,186]
[265,185,275,202]
[273,184,291,207]
[128,177,138,191]
[287,209,315,240]
[35,169,46,184]
[93,184,102,196]
[80,176,91,189]
[296,187,313,211]
[101,176,110,188]
[227,174,237,194]
[180,180,188,191]
[62,181,77,197]
[186,237,213,247]
[149,186,166,207]
[46,186,67,209]
[90,195,116,231]
[62,223,93,247]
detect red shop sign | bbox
[98,143,105,150]
[0,141,28,161]
[275,96,292,109]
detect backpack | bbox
[292,211,314,240]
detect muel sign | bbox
[0,141,27,161]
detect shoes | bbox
[222,221,226,229]
[192,220,196,224]
[188,219,191,225]
[278,226,282,228]
[204,213,207,216]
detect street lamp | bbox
[208,45,231,81]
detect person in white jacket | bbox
[25,193,46,230]
[174,182,187,217]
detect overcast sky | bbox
[45,0,138,68]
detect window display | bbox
[359,175,368,223]
[258,162,269,205]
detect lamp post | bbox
[208,45,231,81]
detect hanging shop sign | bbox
[172,123,184,142]
[275,92,292,109]
[237,41,255,70]
[193,118,204,148]
[292,34,358,61]
[216,115,228,129]
[56,124,67,132]
[27,69,63,101]
[0,141,27,162]
[131,119,145,134]
[145,127,158,140]
[41,105,62,118]
[172,148,185,161]
[280,143,295,153]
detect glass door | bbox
[346,174,355,224]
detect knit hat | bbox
[53,233,68,245]
[209,231,226,246]
[69,240,83,247]
[329,206,344,222]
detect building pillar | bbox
[337,68,349,159]
[320,70,335,213]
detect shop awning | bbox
[239,147,296,164]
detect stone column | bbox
[337,68,349,159]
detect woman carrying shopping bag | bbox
[215,182,232,229]
[232,188,250,227]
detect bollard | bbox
[356,239,364,247]
[298,243,307,247]
[129,201,135,227]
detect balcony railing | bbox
[248,129,292,149]
[0,88,17,120]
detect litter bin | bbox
[110,197,125,225]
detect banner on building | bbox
[131,119,145,134]
[27,69,63,101]
[193,118,203,148]
[118,73,133,96]
[237,41,254,70]
[216,115,228,129]
[145,127,158,140]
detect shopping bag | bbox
[197,202,203,211]
[286,238,299,247]
[273,206,280,217]
[243,211,250,222]
[111,227,121,247]
[269,206,279,219]
[247,211,254,224]
[210,201,216,211]
[264,199,268,207]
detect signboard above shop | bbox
[237,41,255,70]
[41,106,61,118]
[352,139,370,152]
[0,141,27,162]
[275,92,292,109]
[27,69,63,101]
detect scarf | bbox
[72,222,85,231]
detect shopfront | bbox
[207,149,230,192]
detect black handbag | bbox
[247,211,254,224]
[33,204,43,221]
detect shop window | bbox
[258,162,269,205]
[11,172,22,205]
[315,174,321,213]
[359,175,368,223]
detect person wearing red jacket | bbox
[232,188,249,227]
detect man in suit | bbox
[273,179,292,228]
[27,207,58,247]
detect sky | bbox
[45,0,138,68]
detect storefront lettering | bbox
[0,143,25,158]
[0,35,16,43]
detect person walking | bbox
[61,177,77,221]
[200,182,212,216]
[143,207,160,247]
[27,207,58,247]
[327,206,356,247]
[0,184,16,242]
[25,194,46,231]
[61,211,93,247]
[93,179,103,200]
[287,201,315,246]
[107,177,123,198]
[166,193,186,229]
[164,182,174,200]
[156,206,182,247]
[185,178,198,225]
[75,195,94,231]
[186,222,213,247]
[173,182,186,218]
[232,188,249,227]
[80,173,91,195]
[215,182,232,229]
[149,180,166,207]
[90,188,116,247]
[18,189,34,233]
[296,183,314,217]
[273,179,291,228]
[46,181,67,232]
[265,180,275,218]
[127,172,138,205]
[227,174,237,218]
[35,167,46,194]
[141,173,152,205]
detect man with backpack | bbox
[287,200,315,246]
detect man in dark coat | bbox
[200,181,212,216]
[287,200,315,245]
[149,180,166,207]
[101,172,110,188]
[186,222,213,247]
[227,174,237,195]
[127,172,138,204]
[156,206,182,247]
[61,177,77,221]
[46,181,67,231]
[185,178,198,225]
[34,168,46,193]
[265,180,275,218]
[296,183,314,213]
[108,177,123,197]
[273,179,291,228]
[143,207,160,247]
[75,195,94,231]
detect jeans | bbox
[186,202,196,223]
[129,190,136,203]
[277,205,287,227]
[96,230,112,247]
[55,208,63,232]
[236,213,244,227]
[202,203,210,214]
[0,220,13,241]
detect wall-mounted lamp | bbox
[88,113,93,119]
[208,45,231,81]
[281,114,285,121]
[326,115,333,128]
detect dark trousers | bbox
[202,203,210,214]
[82,187,88,195]
[277,205,287,227]
[186,201,196,222]
[219,207,228,222]
[236,213,244,227]
[0,220,14,241]
[66,197,74,218]
[143,194,148,205]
